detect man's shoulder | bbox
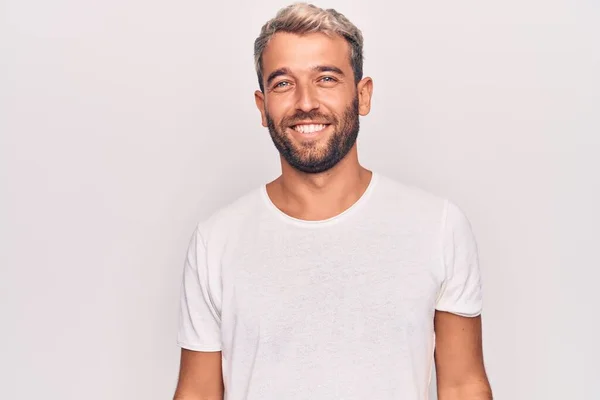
[194,185,264,242]
[373,173,474,233]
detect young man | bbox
[173,3,492,400]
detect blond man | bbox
[174,3,492,400]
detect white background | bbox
[1,0,598,399]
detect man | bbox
[173,3,492,400]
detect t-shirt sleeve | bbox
[435,200,483,317]
[177,227,222,351]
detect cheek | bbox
[265,101,291,125]
[321,93,353,115]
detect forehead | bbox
[261,32,352,74]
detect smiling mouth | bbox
[290,123,330,134]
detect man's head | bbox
[254,3,373,174]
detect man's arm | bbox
[173,349,224,400]
[434,311,492,400]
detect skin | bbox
[173,350,223,400]
[255,31,374,222]
[173,31,492,400]
[435,312,493,399]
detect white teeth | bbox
[293,124,326,134]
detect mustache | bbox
[281,110,338,127]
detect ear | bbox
[356,77,374,116]
[254,90,268,127]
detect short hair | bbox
[254,2,364,92]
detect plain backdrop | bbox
[1,0,599,399]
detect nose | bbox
[294,83,320,113]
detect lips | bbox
[291,123,329,134]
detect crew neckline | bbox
[260,172,379,228]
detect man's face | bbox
[255,32,372,174]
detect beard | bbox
[265,96,360,174]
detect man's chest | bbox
[219,228,443,348]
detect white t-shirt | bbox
[177,172,482,400]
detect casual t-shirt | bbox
[177,172,483,400]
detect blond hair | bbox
[254,2,364,92]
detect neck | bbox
[266,145,373,221]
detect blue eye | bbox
[274,81,289,88]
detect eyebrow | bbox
[265,65,345,87]
[266,67,291,87]
[313,65,345,76]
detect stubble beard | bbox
[266,96,360,174]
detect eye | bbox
[318,76,338,84]
[274,81,290,89]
